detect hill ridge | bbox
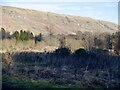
[0,6,118,35]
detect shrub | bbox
[74,48,87,57]
[55,47,71,58]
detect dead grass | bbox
[1,38,85,53]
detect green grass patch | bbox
[2,75,104,90]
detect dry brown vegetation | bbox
[1,39,58,52]
[1,37,86,53]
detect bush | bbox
[35,33,42,44]
[55,47,71,58]
[74,48,87,57]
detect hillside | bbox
[0,6,118,35]
[1,6,120,89]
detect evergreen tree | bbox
[27,31,33,39]
[20,30,24,41]
[12,31,19,40]
[1,28,6,39]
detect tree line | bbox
[0,27,120,54]
[0,28,42,44]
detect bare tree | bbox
[47,12,53,46]
[59,35,66,48]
